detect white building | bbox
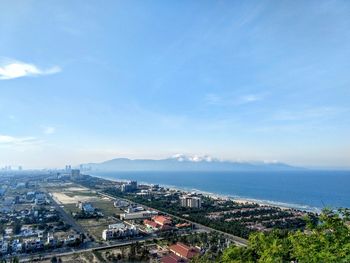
[114,200,129,208]
[180,196,202,208]
[120,210,158,220]
[11,239,22,253]
[35,193,47,205]
[78,202,95,214]
[102,224,138,240]
[0,240,8,254]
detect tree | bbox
[215,209,350,263]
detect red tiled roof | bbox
[153,215,172,225]
[161,253,187,263]
[169,242,199,259]
[144,219,159,228]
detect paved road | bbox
[17,236,155,262]
[46,191,86,235]
[98,192,248,246]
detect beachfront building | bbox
[121,181,138,192]
[180,196,202,208]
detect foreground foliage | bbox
[197,209,350,263]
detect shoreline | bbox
[89,173,321,213]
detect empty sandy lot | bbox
[52,192,98,204]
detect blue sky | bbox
[0,0,349,169]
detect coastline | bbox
[89,173,321,213]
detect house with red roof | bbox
[144,219,159,231]
[144,215,173,232]
[161,253,187,263]
[168,242,200,260]
[153,215,172,226]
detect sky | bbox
[0,0,349,169]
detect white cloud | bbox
[204,94,222,105]
[0,59,61,80]
[205,93,263,106]
[43,126,56,134]
[238,94,262,104]
[0,134,37,145]
[272,107,348,121]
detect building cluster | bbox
[0,191,48,213]
[0,232,82,256]
[102,223,139,241]
[119,202,158,220]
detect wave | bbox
[91,173,321,213]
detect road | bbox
[17,236,156,262]
[98,192,248,246]
[45,191,86,235]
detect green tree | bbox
[217,209,350,263]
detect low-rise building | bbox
[153,215,172,226]
[77,201,95,214]
[161,253,187,263]
[11,239,22,253]
[47,232,56,246]
[169,242,200,260]
[124,205,144,213]
[35,193,47,205]
[144,215,173,232]
[102,224,139,240]
[24,238,44,251]
[120,210,158,220]
[113,199,129,208]
[144,219,160,231]
[0,240,8,255]
[64,234,80,245]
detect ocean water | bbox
[91,170,350,212]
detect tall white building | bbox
[180,196,202,208]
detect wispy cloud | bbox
[42,126,56,135]
[0,59,61,80]
[205,93,263,106]
[204,94,222,105]
[272,107,348,121]
[0,134,37,145]
[238,94,262,104]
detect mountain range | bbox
[80,154,302,172]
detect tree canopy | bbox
[200,209,350,263]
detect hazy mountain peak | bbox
[81,155,301,172]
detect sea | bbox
[91,170,350,212]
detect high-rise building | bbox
[121,181,138,192]
[65,165,72,172]
[180,196,202,208]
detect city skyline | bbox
[1,1,350,169]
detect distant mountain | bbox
[80,154,302,172]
